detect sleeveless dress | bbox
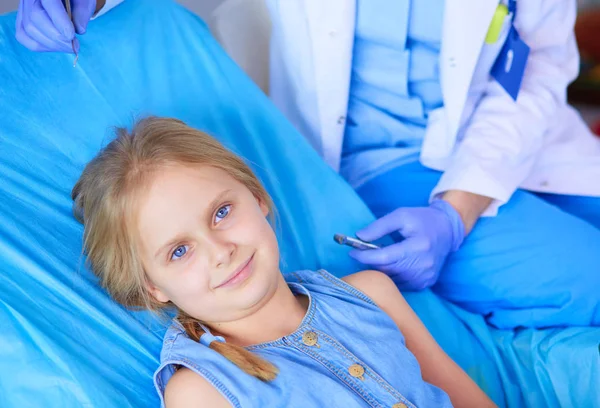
[154,269,453,407]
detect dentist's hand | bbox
[15,0,100,53]
[349,200,466,291]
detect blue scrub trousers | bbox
[357,161,600,329]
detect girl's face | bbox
[135,164,280,324]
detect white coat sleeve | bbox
[92,0,125,19]
[430,0,580,216]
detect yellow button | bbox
[302,331,318,346]
[348,364,365,379]
[392,404,408,408]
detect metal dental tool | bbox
[333,233,380,251]
[64,0,79,67]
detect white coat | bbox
[265,0,600,214]
[101,0,600,215]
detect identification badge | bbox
[490,24,530,101]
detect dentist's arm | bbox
[15,0,122,53]
[441,191,492,235]
[350,0,579,290]
[431,0,579,216]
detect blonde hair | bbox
[72,116,278,381]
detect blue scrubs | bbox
[357,162,600,328]
[342,0,444,188]
[344,0,600,328]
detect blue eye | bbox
[171,245,188,261]
[215,205,231,223]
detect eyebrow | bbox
[154,189,233,259]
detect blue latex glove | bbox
[15,0,96,53]
[349,200,465,291]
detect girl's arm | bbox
[164,367,231,408]
[342,270,496,408]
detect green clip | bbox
[485,4,509,44]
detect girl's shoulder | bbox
[154,322,243,407]
[163,367,231,407]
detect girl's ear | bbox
[257,197,270,217]
[145,279,170,303]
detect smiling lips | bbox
[215,255,254,289]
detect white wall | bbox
[0,0,223,19]
[0,0,21,14]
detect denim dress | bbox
[154,269,453,407]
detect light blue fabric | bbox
[357,161,600,329]
[341,0,444,188]
[533,192,600,230]
[0,1,598,407]
[155,269,452,408]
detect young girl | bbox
[72,117,495,408]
